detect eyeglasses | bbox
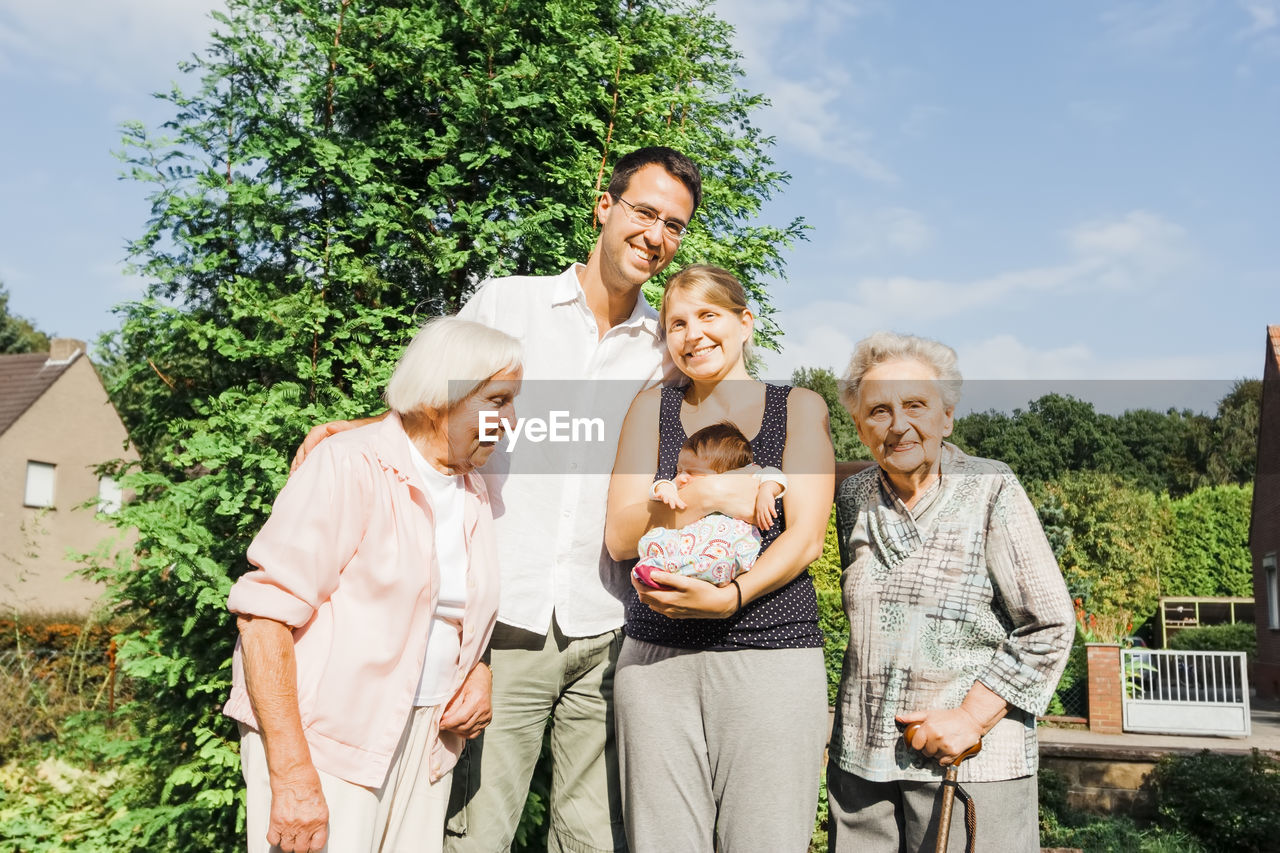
[609,193,689,241]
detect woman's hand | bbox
[631,572,738,619]
[291,413,386,472]
[267,767,329,852]
[896,708,984,767]
[440,662,493,739]
[897,681,1009,766]
[238,615,330,851]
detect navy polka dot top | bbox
[624,382,823,651]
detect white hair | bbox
[383,317,522,415]
[838,331,963,413]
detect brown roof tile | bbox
[0,351,76,436]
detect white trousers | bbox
[242,705,451,853]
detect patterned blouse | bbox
[829,443,1074,783]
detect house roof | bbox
[0,350,78,436]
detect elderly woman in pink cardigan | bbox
[223,317,521,853]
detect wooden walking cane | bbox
[902,722,982,853]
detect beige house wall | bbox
[0,357,137,614]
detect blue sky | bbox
[2,1,1276,413]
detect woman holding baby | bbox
[605,264,835,852]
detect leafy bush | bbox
[1148,750,1280,852]
[811,510,848,706]
[1038,768,1205,852]
[1167,622,1256,658]
[0,611,126,760]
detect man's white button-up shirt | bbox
[458,264,675,637]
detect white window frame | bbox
[97,476,123,514]
[24,461,56,508]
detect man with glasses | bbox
[444,146,700,853]
[295,147,701,852]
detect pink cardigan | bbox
[223,413,500,788]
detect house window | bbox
[24,461,56,508]
[98,476,123,514]
[1267,553,1279,631]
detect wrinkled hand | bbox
[440,662,493,740]
[267,767,329,852]
[291,418,370,472]
[632,571,737,619]
[896,707,983,767]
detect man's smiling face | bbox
[593,164,695,293]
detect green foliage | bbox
[808,772,828,853]
[1205,380,1261,487]
[1167,622,1256,657]
[1029,471,1173,622]
[0,610,123,760]
[1149,750,1280,852]
[952,394,1128,485]
[0,282,51,354]
[811,509,848,706]
[790,367,869,462]
[1165,484,1253,598]
[1037,768,1206,853]
[951,386,1260,496]
[94,1,803,848]
[0,718,155,852]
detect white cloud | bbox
[0,1,222,92]
[837,207,933,258]
[715,0,895,182]
[1099,0,1211,53]
[763,211,1199,378]
[1065,210,1192,289]
[1239,0,1280,36]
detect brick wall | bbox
[1252,328,1280,699]
[1086,643,1123,734]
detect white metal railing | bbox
[1121,648,1251,737]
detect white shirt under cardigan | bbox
[405,437,469,706]
[458,264,677,637]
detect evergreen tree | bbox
[0,282,51,354]
[95,2,804,848]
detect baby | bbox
[633,422,787,590]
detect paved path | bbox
[1038,697,1280,757]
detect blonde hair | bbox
[384,317,522,415]
[838,331,963,413]
[659,264,754,360]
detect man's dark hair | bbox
[606,146,702,214]
[682,422,754,473]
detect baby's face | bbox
[676,447,718,479]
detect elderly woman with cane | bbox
[828,331,1074,852]
[223,317,521,853]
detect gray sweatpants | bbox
[826,761,1039,852]
[615,638,828,853]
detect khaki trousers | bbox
[242,705,451,853]
[445,620,625,853]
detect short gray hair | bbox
[384,317,522,415]
[838,331,963,413]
